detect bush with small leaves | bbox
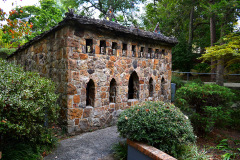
[175,82,236,135]
[117,101,196,157]
[0,59,59,145]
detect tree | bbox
[0,0,64,51]
[202,0,240,85]
[200,32,240,82]
[0,8,33,49]
[142,0,211,71]
[60,0,145,26]
[142,0,239,78]
[12,0,63,36]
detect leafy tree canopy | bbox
[60,0,145,26]
[0,0,64,50]
[201,32,240,70]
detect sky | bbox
[0,0,39,13]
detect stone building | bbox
[8,10,177,133]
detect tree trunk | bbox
[188,0,194,45]
[210,1,217,81]
[216,58,224,86]
[216,22,226,86]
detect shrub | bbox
[175,83,236,135]
[0,59,60,145]
[117,101,196,157]
[187,78,204,85]
[0,48,16,59]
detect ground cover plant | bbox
[117,101,196,158]
[0,59,60,159]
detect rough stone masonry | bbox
[8,10,177,133]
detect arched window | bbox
[109,78,117,103]
[149,78,154,97]
[161,77,166,96]
[128,71,139,99]
[86,79,95,107]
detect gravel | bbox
[44,126,124,160]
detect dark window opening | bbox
[100,40,106,54]
[149,78,154,97]
[122,43,127,56]
[112,42,118,55]
[128,71,139,99]
[162,49,165,56]
[86,79,95,107]
[155,49,159,59]
[132,45,136,57]
[158,49,162,59]
[109,79,117,103]
[139,47,144,58]
[147,48,152,58]
[86,39,93,53]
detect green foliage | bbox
[112,141,128,160]
[0,59,60,144]
[117,101,196,157]
[0,0,64,50]
[0,48,16,59]
[172,35,198,71]
[60,0,145,26]
[193,63,211,73]
[20,0,63,35]
[216,139,240,160]
[175,83,236,135]
[227,62,240,74]
[2,134,58,160]
[178,144,210,160]
[201,32,240,71]
[187,78,204,85]
[176,83,235,111]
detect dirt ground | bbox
[197,128,240,160]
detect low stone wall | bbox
[127,139,177,160]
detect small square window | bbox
[139,47,144,58]
[112,42,118,55]
[155,49,159,59]
[132,45,136,57]
[162,49,165,56]
[86,39,93,53]
[122,43,127,56]
[100,40,106,54]
[147,48,152,58]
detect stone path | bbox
[44,126,124,160]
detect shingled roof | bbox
[8,10,178,58]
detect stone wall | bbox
[8,26,70,123]
[66,26,172,133]
[8,25,173,134]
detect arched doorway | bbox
[128,71,139,99]
[161,77,167,98]
[149,78,154,97]
[86,79,95,107]
[109,78,117,103]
